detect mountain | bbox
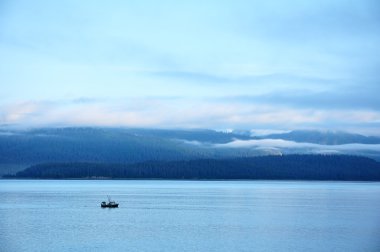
[259,130,380,145]
[1,127,380,176]
[9,155,380,181]
[0,127,258,175]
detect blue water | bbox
[0,180,379,252]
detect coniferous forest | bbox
[8,155,380,181]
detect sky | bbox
[1,0,379,134]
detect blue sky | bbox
[1,0,379,134]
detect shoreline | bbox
[2,178,380,183]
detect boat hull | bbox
[101,204,119,208]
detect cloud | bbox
[0,0,379,132]
[215,138,380,153]
[250,129,291,136]
[1,97,380,136]
[0,101,43,123]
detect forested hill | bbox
[2,128,380,175]
[0,127,253,166]
[9,155,380,181]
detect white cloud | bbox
[1,101,42,123]
[0,98,380,136]
[250,129,291,136]
[215,138,380,153]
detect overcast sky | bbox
[1,0,379,134]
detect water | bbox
[1,180,379,252]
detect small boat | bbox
[101,196,119,208]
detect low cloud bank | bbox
[215,138,380,155]
[1,98,380,135]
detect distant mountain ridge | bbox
[1,127,380,175]
[259,130,380,145]
[0,127,256,175]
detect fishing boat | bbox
[101,196,119,208]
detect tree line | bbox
[7,155,380,181]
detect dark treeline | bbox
[8,155,380,181]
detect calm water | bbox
[0,180,380,252]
